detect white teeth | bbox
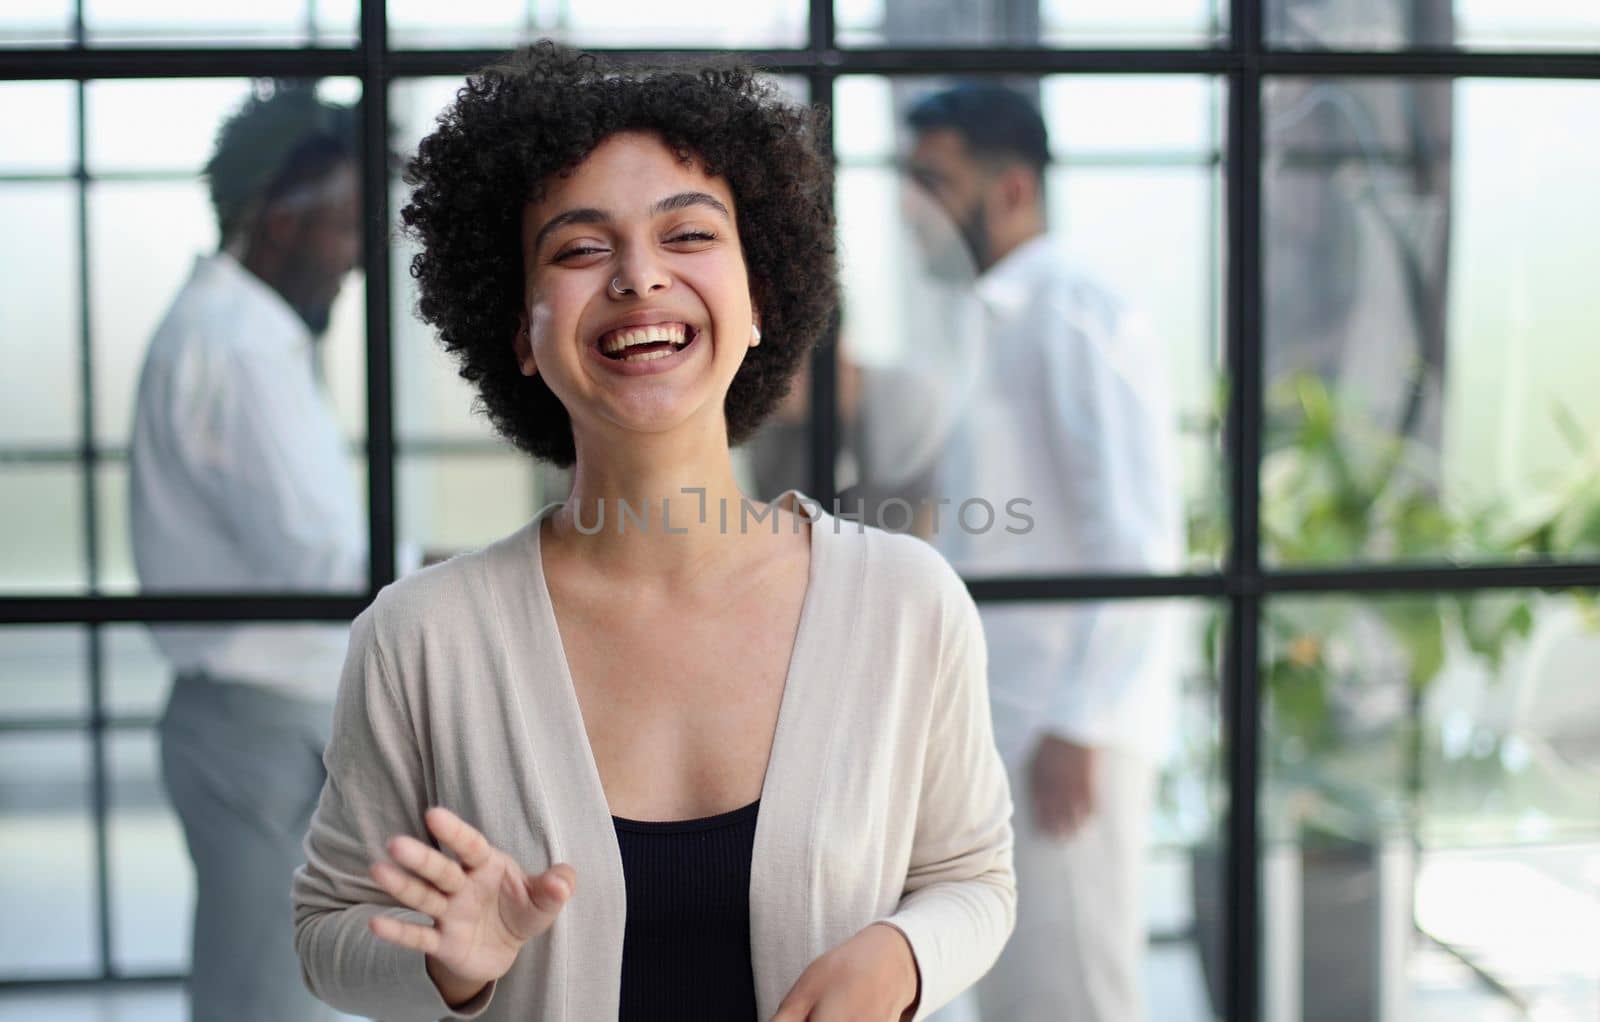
[617,347,677,363]
[598,322,689,354]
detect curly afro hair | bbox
[399,42,838,467]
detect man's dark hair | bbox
[906,83,1050,178]
[206,80,358,243]
[399,42,838,468]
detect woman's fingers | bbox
[770,988,813,1021]
[498,864,576,940]
[388,833,467,894]
[368,911,442,954]
[370,859,450,920]
[425,806,494,870]
[386,810,575,946]
[533,863,576,910]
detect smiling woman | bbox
[291,40,1017,1022]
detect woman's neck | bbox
[546,430,778,583]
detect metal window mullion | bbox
[1257,49,1600,78]
[0,974,185,992]
[808,47,1241,74]
[809,0,834,56]
[1223,0,1262,1016]
[8,48,1600,85]
[87,625,114,980]
[807,0,839,507]
[0,715,163,735]
[0,48,364,80]
[72,73,116,983]
[361,0,395,592]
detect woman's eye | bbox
[669,230,716,244]
[554,245,606,262]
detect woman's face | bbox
[516,131,757,448]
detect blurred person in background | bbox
[901,83,1184,1022]
[127,80,363,1022]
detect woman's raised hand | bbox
[367,806,576,1006]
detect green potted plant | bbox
[1181,371,1598,1020]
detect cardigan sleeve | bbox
[875,586,1018,1020]
[292,604,497,1022]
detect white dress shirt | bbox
[129,250,365,703]
[930,235,1185,765]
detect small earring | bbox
[750,323,762,347]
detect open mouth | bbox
[596,322,697,363]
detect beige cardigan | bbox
[293,490,1016,1021]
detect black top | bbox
[613,798,761,1021]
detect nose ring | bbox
[610,278,634,297]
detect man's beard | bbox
[296,299,333,338]
[955,200,992,274]
[914,199,987,284]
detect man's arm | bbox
[1030,298,1183,823]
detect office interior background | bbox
[1,0,1598,1019]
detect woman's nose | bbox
[608,244,672,298]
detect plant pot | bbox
[1190,836,1414,1021]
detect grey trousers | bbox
[158,674,336,1022]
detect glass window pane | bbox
[81,0,357,47]
[931,598,1224,1019]
[0,81,77,173]
[1262,589,1600,1019]
[0,0,73,47]
[82,78,369,597]
[0,626,88,722]
[0,734,97,977]
[0,465,86,593]
[104,625,173,720]
[390,78,510,445]
[1263,77,1600,568]
[314,0,361,45]
[837,0,1225,48]
[398,452,545,559]
[94,460,134,594]
[388,0,806,49]
[85,79,254,175]
[1267,0,1600,51]
[1043,76,1217,155]
[0,182,80,449]
[832,74,1225,574]
[108,730,190,974]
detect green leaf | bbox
[1551,401,1594,458]
[1387,600,1446,689]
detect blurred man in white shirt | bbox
[129,81,362,1022]
[904,83,1184,1022]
